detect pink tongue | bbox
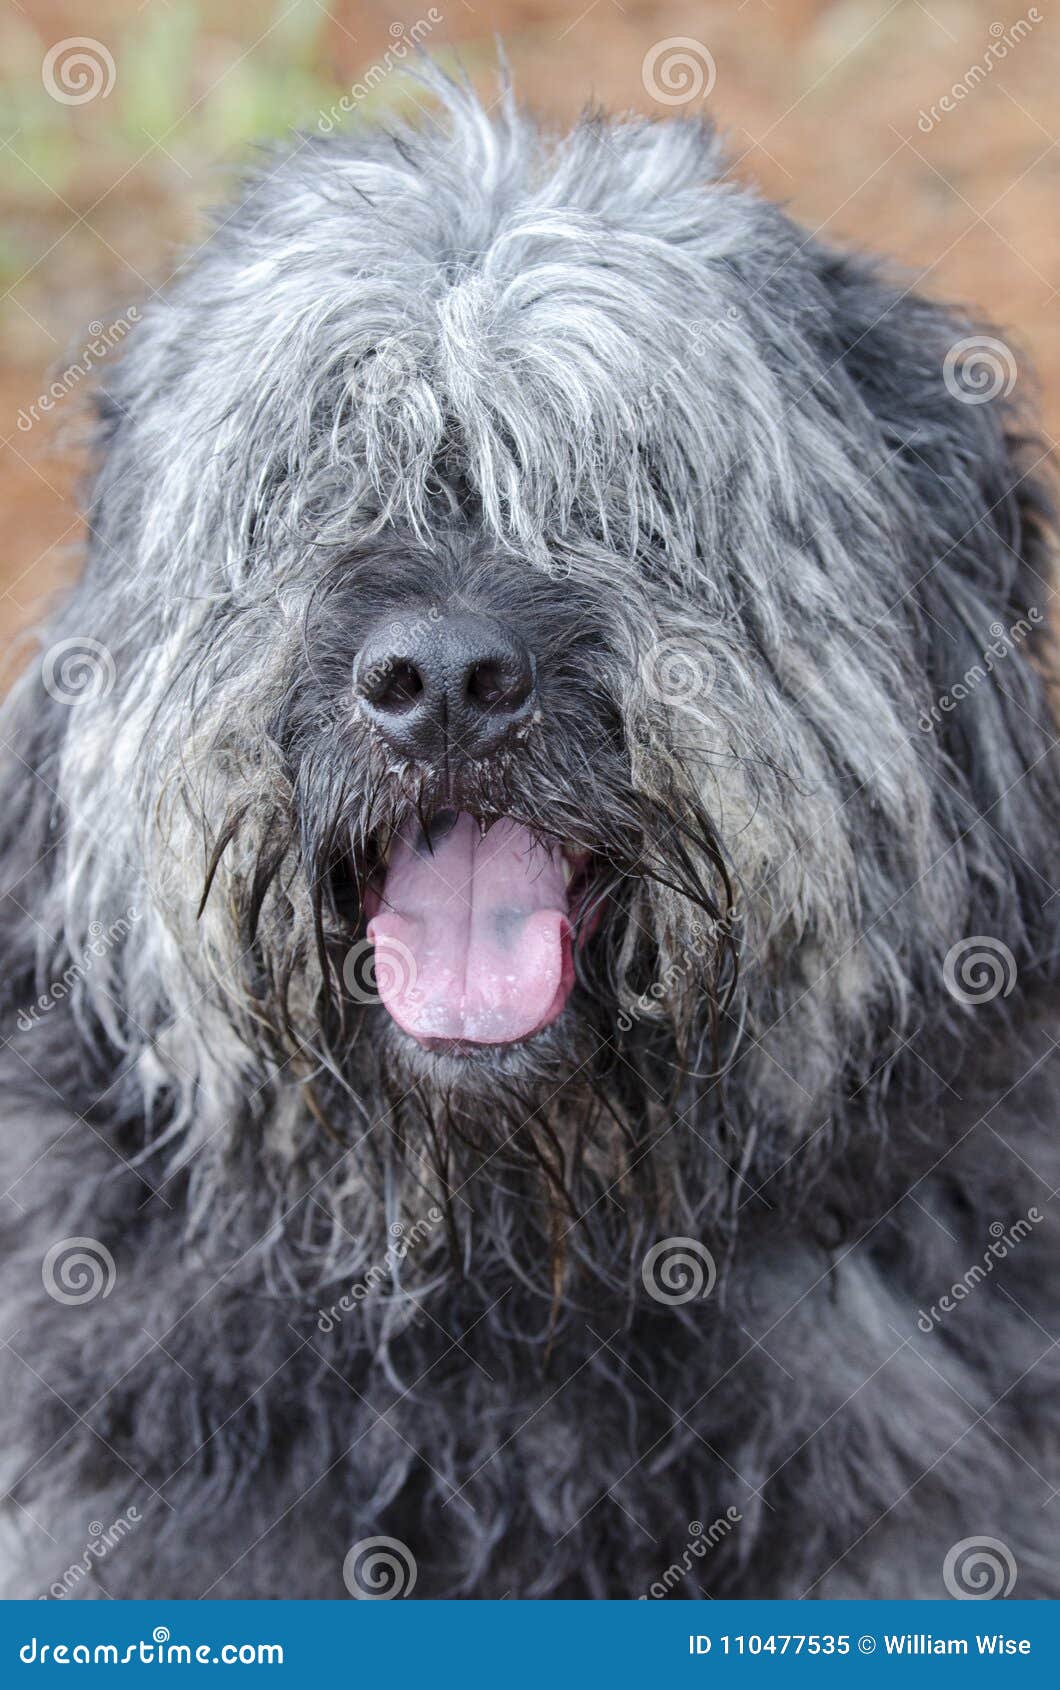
[366,814,573,1047]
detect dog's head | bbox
[9,82,1057,1273]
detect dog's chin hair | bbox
[373,1008,600,1096]
[356,1047,699,1321]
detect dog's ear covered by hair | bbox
[814,249,1059,987]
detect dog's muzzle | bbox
[351,611,598,1051]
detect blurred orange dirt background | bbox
[2,0,1058,656]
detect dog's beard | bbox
[339,749,733,1077]
[290,1024,739,1334]
[188,700,742,1309]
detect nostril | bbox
[366,658,424,713]
[466,660,531,713]
[466,661,510,710]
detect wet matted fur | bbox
[1,80,1058,1600]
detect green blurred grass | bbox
[0,0,472,291]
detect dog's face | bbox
[21,87,1054,1268]
[277,529,732,1097]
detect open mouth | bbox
[363,811,598,1050]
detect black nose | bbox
[353,612,537,764]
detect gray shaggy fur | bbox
[1,78,1057,1600]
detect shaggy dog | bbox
[1,80,1057,1601]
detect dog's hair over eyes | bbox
[0,76,1057,1598]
